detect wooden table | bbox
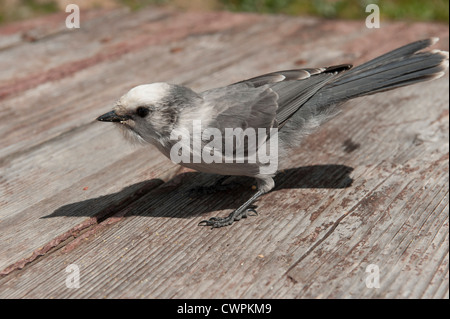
[0,6,448,298]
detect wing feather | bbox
[199,64,352,132]
[225,64,352,127]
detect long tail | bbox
[308,38,449,107]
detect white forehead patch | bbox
[120,83,171,108]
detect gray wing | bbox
[201,84,279,132]
[198,84,278,172]
[200,64,352,133]
[231,64,352,127]
[194,65,350,175]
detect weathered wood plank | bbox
[0,7,448,298]
[0,8,270,269]
[0,9,264,156]
[0,8,355,269]
[1,83,447,298]
[0,9,119,51]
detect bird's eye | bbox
[136,106,150,118]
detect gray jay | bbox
[97,38,448,228]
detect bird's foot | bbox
[198,205,258,228]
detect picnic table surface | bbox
[0,6,448,298]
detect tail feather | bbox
[308,38,449,106]
[346,37,439,74]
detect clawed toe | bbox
[198,205,259,228]
[198,216,233,228]
[246,205,258,216]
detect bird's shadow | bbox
[42,164,353,220]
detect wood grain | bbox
[0,7,448,298]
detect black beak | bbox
[97,111,130,122]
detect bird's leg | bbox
[188,175,240,197]
[198,190,264,228]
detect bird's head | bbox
[97,83,200,145]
